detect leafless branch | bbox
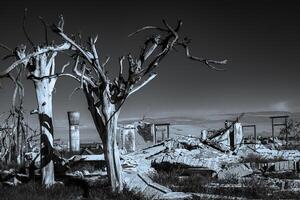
[23,8,35,47]
[27,72,80,83]
[80,63,87,88]
[102,56,110,68]
[179,43,227,71]
[128,26,167,37]
[0,43,71,77]
[52,24,107,83]
[89,36,102,71]
[128,73,157,96]
[0,43,13,53]
[38,16,49,45]
[68,87,82,100]
[61,62,70,73]
[72,56,96,87]
[2,54,15,61]
[119,56,125,76]
[47,52,58,74]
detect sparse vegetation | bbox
[0,181,146,200]
[152,164,300,199]
[151,163,214,193]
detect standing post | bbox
[151,124,156,144]
[271,118,274,143]
[254,125,257,144]
[154,125,157,144]
[67,111,80,152]
[167,125,170,139]
[285,117,288,147]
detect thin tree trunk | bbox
[16,114,22,165]
[20,121,26,165]
[8,137,12,164]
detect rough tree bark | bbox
[32,54,56,186]
[28,49,71,186]
[84,86,123,191]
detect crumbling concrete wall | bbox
[212,129,231,151]
[211,122,243,151]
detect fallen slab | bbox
[123,171,172,199]
[218,163,253,179]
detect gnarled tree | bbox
[51,18,227,192]
[0,11,76,187]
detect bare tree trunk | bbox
[16,115,21,164]
[20,122,26,165]
[30,52,57,187]
[16,113,24,165]
[7,137,12,164]
[84,89,123,192]
[103,111,123,192]
[34,79,55,187]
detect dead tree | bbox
[0,67,25,165]
[0,11,76,187]
[0,112,16,164]
[51,19,227,191]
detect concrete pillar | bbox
[234,123,243,148]
[68,111,80,151]
[122,125,136,153]
[201,130,208,141]
[116,127,123,149]
[151,124,156,144]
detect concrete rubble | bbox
[121,131,300,199]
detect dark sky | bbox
[0,0,300,126]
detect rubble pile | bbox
[151,136,240,174]
[122,131,300,199]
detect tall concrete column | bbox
[68,111,80,152]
